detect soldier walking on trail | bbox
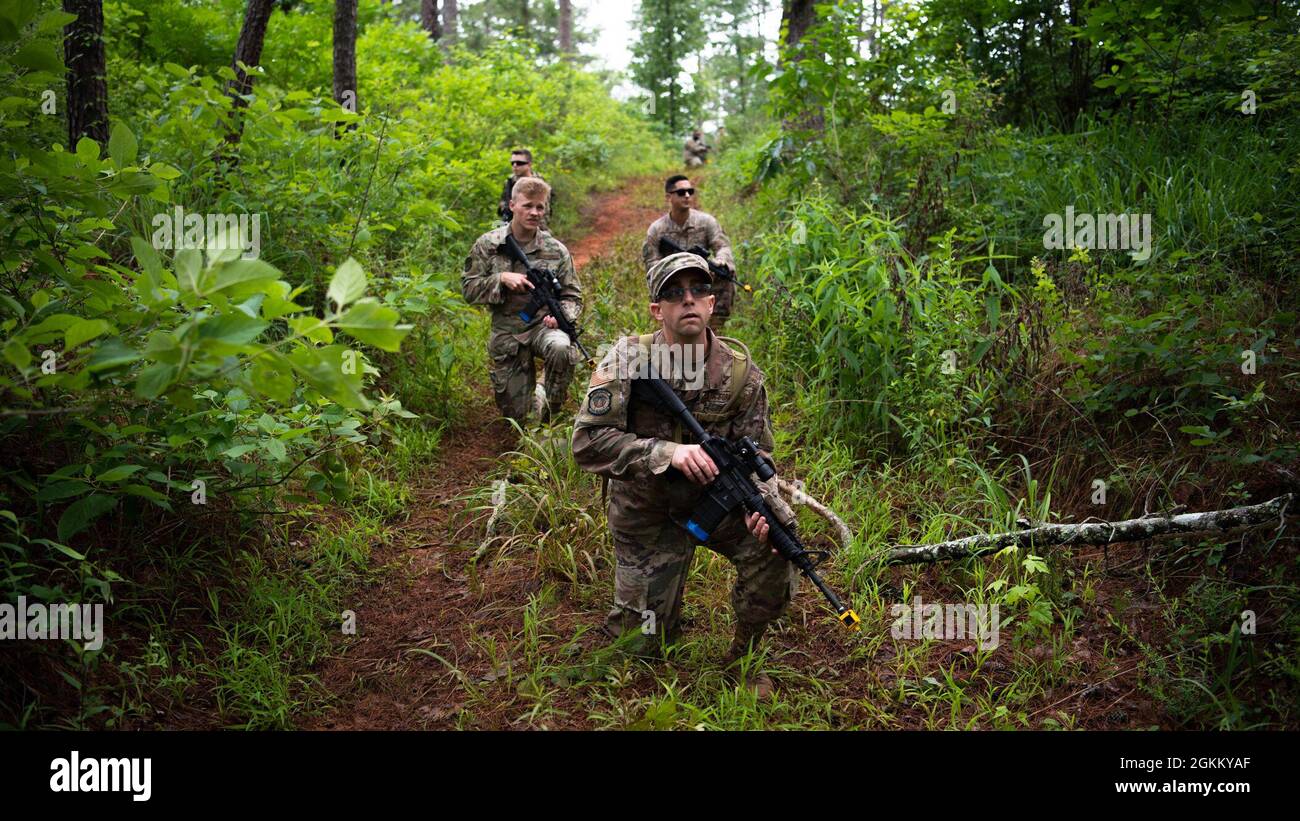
[571,252,798,699]
[497,148,550,223]
[683,130,710,168]
[463,177,582,425]
[642,175,738,331]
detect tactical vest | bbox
[600,332,755,508]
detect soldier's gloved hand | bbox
[542,315,558,329]
[670,444,718,485]
[501,272,534,292]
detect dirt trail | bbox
[303,180,662,730]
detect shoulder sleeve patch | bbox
[586,387,613,416]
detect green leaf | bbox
[95,464,144,482]
[196,314,268,345]
[149,162,182,181]
[251,354,295,404]
[210,258,280,295]
[265,437,287,461]
[35,10,77,33]
[49,541,87,561]
[86,339,141,373]
[108,122,138,167]
[2,338,30,369]
[335,302,412,352]
[134,362,177,398]
[75,136,100,163]
[0,0,38,35]
[57,494,117,543]
[287,345,369,410]
[327,258,366,311]
[121,484,173,511]
[35,481,91,502]
[175,249,202,295]
[289,316,333,344]
[64,318,110,350]
[12,41,63,74]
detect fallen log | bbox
[881,494,1293,566]
[779,477,853,549]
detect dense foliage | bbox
[0,0,664,727]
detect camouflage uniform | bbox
[683,135,710,168]
[571,257,796,652]
[462,225,582,423]
[642,209,737,331]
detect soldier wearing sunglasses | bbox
[571,252,797,699]
[497,148,551,224]
[642,175,738,331]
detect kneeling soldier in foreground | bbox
[571,252,796,697]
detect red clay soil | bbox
[302,182,661,730]
[566,180,663,270]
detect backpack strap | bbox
[694,335,754,422]
[603,333,659,510]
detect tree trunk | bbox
[781,0,817,63]
[62,0,109,148]
[421,0,442,40]
[779,0,824,132]
[1064,0,1089,126]
[880,496,1293,566]
[333,0,358,131]
[223,0,275,154]
[520,1,530,37]
[443,0,458,46]
[559,0,572,57]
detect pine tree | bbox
[630,0,707,135]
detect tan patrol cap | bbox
[647,252,713,301]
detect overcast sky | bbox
[579,1,782,100]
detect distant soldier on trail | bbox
[464,177,582,425]
[683,129,710,168]
[642,175,738,331]
[497,148,551,224]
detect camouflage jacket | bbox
[641,209,735,276]
[572,328,790,532]
[462,225,582,338]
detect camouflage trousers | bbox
[708,277,736,331]
[487,323,576,423]
[605,510,794,650]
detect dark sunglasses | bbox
[657,282,713,303]
[511,160,530,166]
[671,187,696,196]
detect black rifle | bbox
[631,367,860,629]
[657,237,751,294]
[500,232,592,363]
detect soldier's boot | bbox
[721,621,774,699]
